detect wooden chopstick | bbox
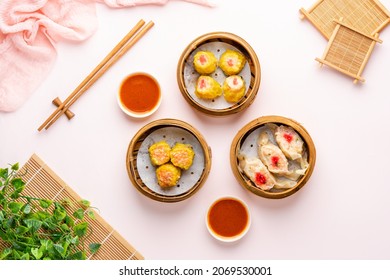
[38,19,154,131]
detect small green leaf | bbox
[54,204,66,221]
[0,248,12,260]
[22,204,31,214]
[6,216,14,229]
[35,211,51,220]
[60,198,72,207]
[31,248,43,260]
[40,239,53,249]
[8,202,23,213]
[67,251,86,260]
[43,240,55,258]
[0,197,5,208]
[10,192,20,199]
[11,178,25,190]
[12,249,21,259]
[23,237,34,246]
[11,163,19,171]
[65,215,74,227]
[89,243,101,254]
[15,226,29,235]
[74,222,88,237]
[0,210,4,222]
[73,208,84,220]
[62,241,70,257]
[80,199,90,208]
[0,229,7,240]
[24,219,42,232]
[20,253,30,260]
[39,199,52,209]
[0,168,8,180]
[87,210,95,219]
[13,242,26,252]
[53,244,64,255]
[70,236,79,245]
[60,224,69,232]
[40,239,49,247]
[42,218,58,230]
[39,244,47,255]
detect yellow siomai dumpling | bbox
[219,49,246,75]
[195,75,222,100]
[222,75,246,103]
[148,140,171,166]
[156,163,181,188]
[193,51,218,74]
[170,143,195,170]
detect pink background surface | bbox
[1,0,390,259]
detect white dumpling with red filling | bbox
[238,155,275,190]
[274,125,309,172]
[239,155,297,190]
[257,131,300,181]
[275,125,304,160]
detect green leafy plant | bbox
[0,163,101,260]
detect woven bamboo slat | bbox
[0,154,144,260]
[300,0,390,39]
[315,20,382,83]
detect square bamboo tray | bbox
[315,20,382,83]
[300,0,390,39]
[0,154,144,260]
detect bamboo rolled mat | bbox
[315,21,381,82]
[0,154,144,260]
[300,0,390,39]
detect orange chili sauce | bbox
[119,73,160,113]
[208,198,249,238]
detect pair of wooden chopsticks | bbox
[38,19,154,131]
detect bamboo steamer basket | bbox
[126,119,212,203]
[177,32,261,116]
[230,116,316,199]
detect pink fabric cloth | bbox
[0,0,213,112]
